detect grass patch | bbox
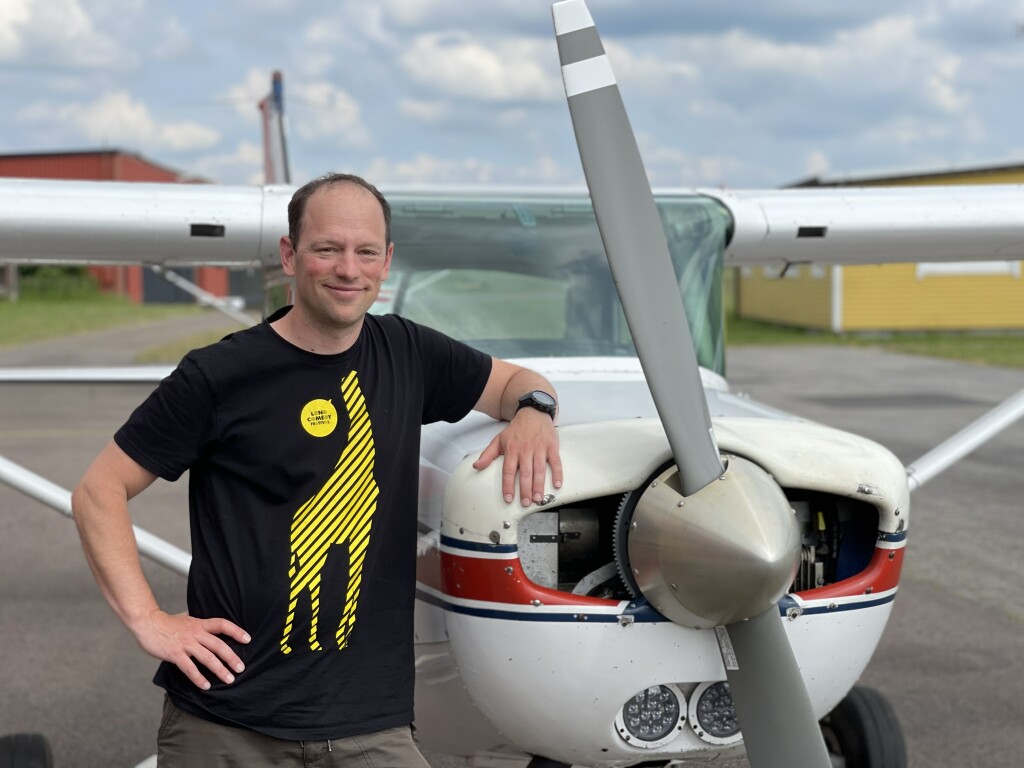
[726,313,1024,368]
[726,314,845,346]
[873,333,1024,368]
[0,295,203,348]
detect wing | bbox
[707,185,1024,266]
[2,178,1023,268]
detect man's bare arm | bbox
[72,441,249,690]
[472,358,563,506]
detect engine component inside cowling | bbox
[516,460,880,601]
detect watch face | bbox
[518,390,557,416]
[533,391,556,408]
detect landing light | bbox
[688,681,742,745]
[614,684,684,749]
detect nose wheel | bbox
[821,686,908,768]
[0,733,53,768]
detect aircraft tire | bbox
[0,733,53,768]
[821,685,907,768]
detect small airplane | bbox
[2,2,1024,767]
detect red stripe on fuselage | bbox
[441,552,617,608]
[427,543,903,608]
[794,546,905,601]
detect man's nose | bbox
[331,250,360,277]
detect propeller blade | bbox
[552,0,721,497]
[552,3,831,766]
[722,610,832,768]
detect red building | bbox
[0,149,228,303]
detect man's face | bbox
[280,183,393,336]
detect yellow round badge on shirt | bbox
[301,399,338,437]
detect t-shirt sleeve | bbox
[113,356,215,482]
[411,322,492,425]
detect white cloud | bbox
[636,131,743,187]
[192,140,264,185]
[364,153,498,184]
[399,32,560,102]
[224,69,273,120]
[804,149,831,178]
[223,71,370,149]
[926,56,967,113]
[291,81,371,148]
[0,0,130,67]
[151,16,191,59]
[0,0,30,58]
[399,99,449,123]
[17,90,219,151]
[365,150,580,186]
[603,40,698,90]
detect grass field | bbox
[727,314,1024,368]
[0,296,203,348]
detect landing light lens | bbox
[617,685,681,746]
[689,681,741,745]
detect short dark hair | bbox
[287,172,392,249]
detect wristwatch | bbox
[516,390,557,420]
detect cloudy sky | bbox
[2,0,1024,189]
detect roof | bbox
[787,160,1024,188]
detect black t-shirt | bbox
[114,309,491,740]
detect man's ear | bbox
[280,235,297,276]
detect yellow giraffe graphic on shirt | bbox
[280,371,379,654]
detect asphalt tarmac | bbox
[1,317,1022,767]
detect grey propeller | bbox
[552,2,831,766]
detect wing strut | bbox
[0,455,191,576]
[906,387,1024,491]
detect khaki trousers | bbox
[157,695,432,767]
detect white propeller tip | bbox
[552,0,594,36]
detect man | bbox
[71,173,562,766]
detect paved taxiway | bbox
[1,317,1021,767]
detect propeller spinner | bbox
[552,2,831,766]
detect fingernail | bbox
[534,493,542,502]
[202,681,211,691]
[554,480,562,488]
[504,494,513,503]
[242,633,251,643]
[226,673,235,684]
[521,497,530,507]
[235,663,245,673]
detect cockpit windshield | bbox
[380,193,730,376]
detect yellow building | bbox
[736,164,1024,332]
